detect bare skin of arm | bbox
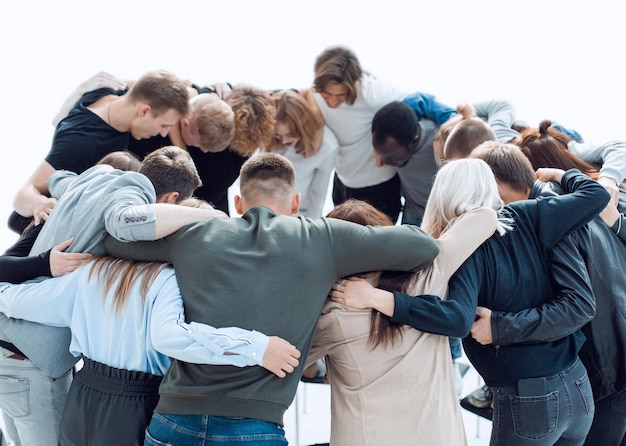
[13,161,57,223]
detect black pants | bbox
[59,358,162,446]
[584,388,626,446]
[332,173,402,224]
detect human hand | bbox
[599,201,620,227]
[598,176,620,206]
[262,336,301,378]
[79,71,127,92]
[329,277,376,309]
[535,167,565,184]
[49,238,92,277]
[210,82,233,100]
[33,196,57,225]
[471,306,493,345]
[329,276,396,316]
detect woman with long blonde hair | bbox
[307,158,504,445]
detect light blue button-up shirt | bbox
[0,264,268,376]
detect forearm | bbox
[152,314,268,367]
[152,204,227,239]
[390,291,474,338]
[0,253,51,283]
[492,234,595,346]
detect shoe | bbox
[467,385,493,409]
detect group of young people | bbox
[0,44,624,446]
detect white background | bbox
[0,0,623,250]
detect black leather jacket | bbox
[494,181,626,400]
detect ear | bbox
[179,117,191,129]
[137,104,151,117]
[234,195,244,215]
[156,191,180,204]
[291,193,301,216]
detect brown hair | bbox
[128,70,189,118]
[443,109,497,161]
[239,152,296,203]
[516,120,599,179]
[433,104,472,161]
[96,150,142,172]
[326,199,409,349]
[225,85,277,157]
[266,90,324,157]
[139,145,201,201]
[313,45,363,106]
[87,256,170,315]
[470,141,536,194]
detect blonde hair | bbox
[193,96,235,152]
[87,256,170,315]
[421,158,508,239]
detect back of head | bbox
[239,152,296,204]
[128,70,190,117]
[326,199,408,349]
[192,94,235,152]
[225,85,277,157]
[433,108,466,162]
[326,198,394,226]
[516,120,599,179]
[422,157,503,239]
[267,90,323,157]
[139,145,201,201]
[470,141,535,195]
[96,150,142,171]
[372,101,418,148]
[443,107,496,161]
[313,45,362,106]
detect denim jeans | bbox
[490,358,594,446]
[0,347,71,446]
[584,387,626,446]
[144,413,288,446]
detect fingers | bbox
[53,237,74,252]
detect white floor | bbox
[283,361,492,446]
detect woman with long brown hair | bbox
[306,158,505,445]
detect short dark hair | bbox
[139,146,201,201]
[372,101,418,147]
[239,153,295,202]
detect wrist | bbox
[371,289,395,317]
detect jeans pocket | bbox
[575,374,595,415]
[144,428,172,446]
[0,376,30,418]
[510,391,559,440]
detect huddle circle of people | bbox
[0,45,625,446]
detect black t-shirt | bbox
[188,147,247,214]
[45,88,130,173]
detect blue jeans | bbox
[490,359,594,445]
[0,347,71,446]
[144,413,288,446]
